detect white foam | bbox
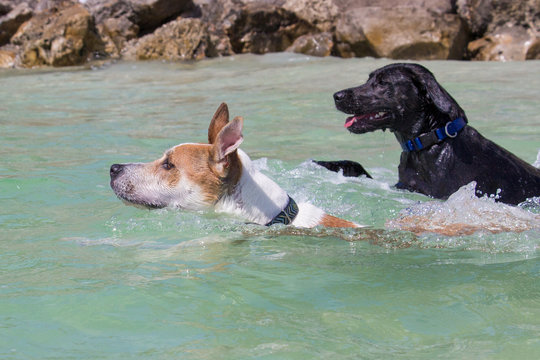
[387,182,540,236]
[533,149,540,169]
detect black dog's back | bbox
[433,127,540,205]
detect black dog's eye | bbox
[162,159,174,170]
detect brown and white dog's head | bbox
[110,103,244,210]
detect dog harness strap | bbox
[266,196,299,226]
[401,117,466,152]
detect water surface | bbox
[1,54,540,359]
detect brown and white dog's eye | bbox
[162,159,175,170]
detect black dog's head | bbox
[334,63,467,138]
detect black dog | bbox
[327,63,540,205]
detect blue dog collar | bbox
[266,196,299,226]
[401,117,466,152]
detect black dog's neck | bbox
[393,107,467,152]
[394,111,440,143]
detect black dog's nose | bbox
[110,164,124,179]
[333,91,346,103]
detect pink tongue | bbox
[345,116,356,128]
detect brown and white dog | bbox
[110,103,360,229]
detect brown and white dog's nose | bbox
[110,164,125,179]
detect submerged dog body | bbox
[333,63,540,205]
[110,103,359,228]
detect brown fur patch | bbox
[154,143,242,204]
[208,103,230,144]
[320,214,359,228]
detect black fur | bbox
[314,160,372,178]
[330,63,540,205]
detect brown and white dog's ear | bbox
[214,116,243,162]
[208,103,230,144]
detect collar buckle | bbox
[401,117,466,153]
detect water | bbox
[1,54,539,359]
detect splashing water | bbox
[387,181,540,236]
[1,56,540,359]
[534,149,540,168]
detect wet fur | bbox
[110,103,359,228]
[332,63,540,205]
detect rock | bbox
[34,0,73,12]
[333,14,375,58]
[122,17,207,61]
[526,38,540,60]
[83,0,139,57]
[351,7,468,60]
[0,1,12,16]
[84,0,196,34]
[468,26,538,61]
[2,0,538,65]
[456,0,492,37]
[83,0,196,58]
[229,3,316,54]
[282,0,338,32]
[474,0,537,32]
[334,0,455,15]
[11,2,104,67]
[287,32,333,57]
[458,0,539,60]
[193,0,240,57]
[0,47,15,67]
[130,0,197,34]
[0,2,32,46]
[331,1,468,60]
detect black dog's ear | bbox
[407,65,466,122]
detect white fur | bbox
[111,160,208,210]
[112,146,358,228]
[215,149,325,227]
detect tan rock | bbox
[282,0,338,32]
[11,2,103,67]
[287,32,333,57]
[526,38,540,60]
[468,26,538,61]
[0,48,15,67]
[122,17,208,61]
[333,14,375,58]
[357,8,468,60]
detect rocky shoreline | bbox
[0,0,538,68]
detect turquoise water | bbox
[1,54,539,359]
